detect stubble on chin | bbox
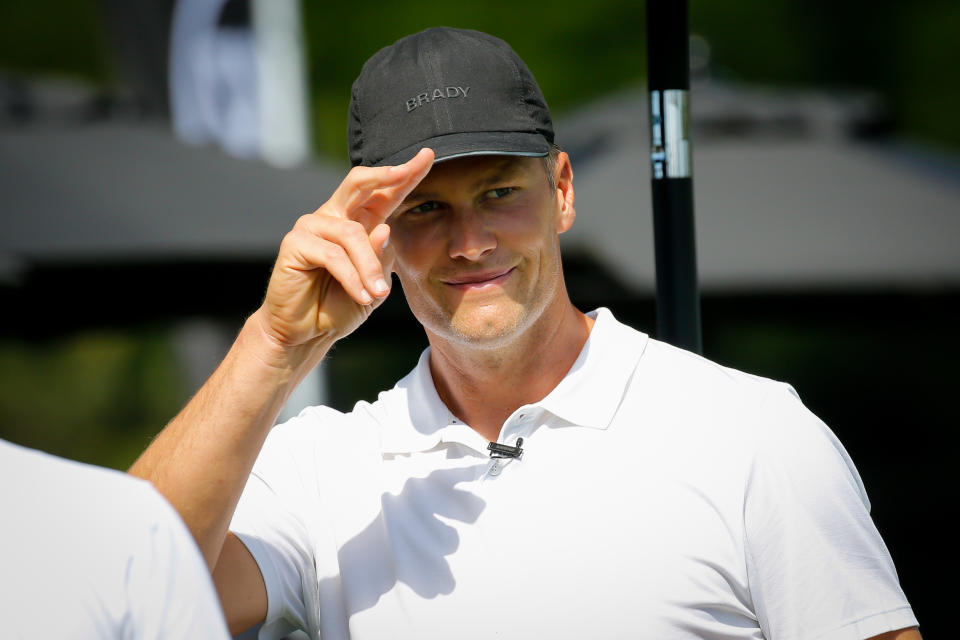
[443,300,528,349]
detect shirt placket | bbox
[485,406,538,479]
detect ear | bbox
[553,152,576,234]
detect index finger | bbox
[331,148,435,223]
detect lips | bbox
[442,267,515,289]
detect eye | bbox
[485,187,514,200]
[406,200,441,215]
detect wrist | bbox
[240,309,337,381]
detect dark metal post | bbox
[646,0,703,354]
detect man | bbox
[1,439,230,638]
[130,27,920,639]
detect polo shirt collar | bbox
[378,308,648,453]
[378,348,451,454]
[536,307,648,430]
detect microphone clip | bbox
[488,437,524,459]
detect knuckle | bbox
[294,213,314,229]
[323,243,347,262]
[279,228,302,250]
[342,220,367,242]
[345,165,368,183]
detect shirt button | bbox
[489,461,502,476]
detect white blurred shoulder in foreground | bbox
[0,439,230,640]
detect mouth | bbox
[442,267,515,291]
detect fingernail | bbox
[381,236,390,250]
[360,289,373,304]
[373,278,389,295]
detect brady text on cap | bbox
[406,87,471,112]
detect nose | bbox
[447,207,496,261]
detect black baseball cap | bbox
[348,27,554,167]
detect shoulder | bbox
[596,308,788,408]
[629,335,800,430]
[644,336,787,396]
[0,441,228,638]
[262,345,432,458]
[263,382,410,451]
[594,309,806,444]
[252,373,420,485]
[0,439,166,521]
[618,333,854,485]
[631,342,870,508]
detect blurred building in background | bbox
[561,80,960,293]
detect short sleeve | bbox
[127,485,231,640]
[743,385,918,640]
[230,421,321,639]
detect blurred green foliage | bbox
[0,1,112,84]
[301,0,646,157]
[1,0,957,152]
[300,0,960,154]
[689,0,960,149]
[0,330,187,469]
[892,1,960,147]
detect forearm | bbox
[129,310,333,568]
[129,151,427,572]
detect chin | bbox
[440,300,534,348]
[400,274,559,351]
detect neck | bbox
[427,299,594,442]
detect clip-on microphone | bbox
[487,437,524,459]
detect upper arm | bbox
[744,387,919,638]
[124,483,232,639]
[214,532,268,636]
[867,628,922,640]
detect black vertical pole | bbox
[646,0,702,354]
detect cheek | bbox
[500,210,556,252]
[389,229,435,280]
[490,201,544,237]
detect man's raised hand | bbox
[253,148,434,361]
[127,151,434,584]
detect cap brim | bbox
[373,131,550,167]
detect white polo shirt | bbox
[231,308,917,640]
[0,440,231,639]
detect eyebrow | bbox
[401,157,528,206]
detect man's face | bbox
[387,153,575,348]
